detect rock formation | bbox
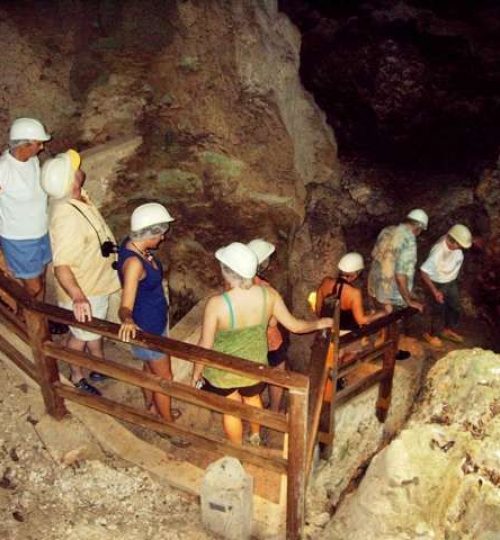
[319,348,500,539]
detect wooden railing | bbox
[0,272,308,540]
[0,269,416,539]
[305,300,416,475]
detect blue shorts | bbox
[132,328,168,362]
[1,233,52,279]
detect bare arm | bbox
[193,296,219,384]
[272,290,333,333]
[54,265,91,322]
[118,257,144,342]
[420,269,444,304]
[350,288,386,325]
[395,273,424,312]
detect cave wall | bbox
[1,0,498,348]
[0,0,341,338]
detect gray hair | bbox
[130,222,170,241]
[220,263,253,290]
[8,139,31,149]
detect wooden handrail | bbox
[24,299,308,391]
[54,383,288,474]
[0,269,310,539]
[44,341,289,433]
[339,306,416,346]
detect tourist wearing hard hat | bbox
[367,209,428,360]
[193,242,333,446]
[0,118,52,304]
[316,252,388,326]
[315,252,388,381]
[420,224,472,347]
[42,149,120,396]
[117,203,189,443]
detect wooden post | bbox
[287,385,308,540]
[376,321,398,422]
[25,309,67,419]
[323,299,340,459]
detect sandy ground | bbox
[0,357,216,540]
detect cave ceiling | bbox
[280,0,500,173]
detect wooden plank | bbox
[24,310,67,419]
[338,340,393,378]
[339,306,416,346]
[33,301,309,391]
[305,334,331,476]
[0,332,38,382]
[334,366,384,406]
[0,272,35,309]
[0,303,28,343]
[324,301,341,459]
[376,322,399,422]
[44,341,288,433]
[286,386,308,540]
[54,383,288,475]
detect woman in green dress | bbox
[192,242,332,446]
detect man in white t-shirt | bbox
[420,224,472,347]
[0,118,51,300]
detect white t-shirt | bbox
[420,237,464,283]
[0,150,48,240]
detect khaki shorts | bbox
[59,295,109,342]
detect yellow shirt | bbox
[49,190,120,303]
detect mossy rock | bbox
[199,151,244,179]
[156,169,202,195]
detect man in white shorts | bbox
[42,149,120,395]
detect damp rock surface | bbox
[318,348,500,540]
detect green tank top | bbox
[203,287,269,389]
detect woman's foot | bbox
[147,404,182,421]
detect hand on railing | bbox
[407,299,424,313]
[72,296,92,323]
[317,317,334,330]
[118,317,139,342]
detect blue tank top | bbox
[117,239,168,335]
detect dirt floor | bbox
[0,355,217,540]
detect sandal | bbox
[73,378,101,396]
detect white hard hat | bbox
[41,149,81,199]
[10,117,51,142]
[448,224,472,249]
[406,208,428,230]
[247,238,275,264]
[131,202,174,232]
[215,242,258,279]
[338,252,364,273]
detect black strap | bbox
[69,203,104,245]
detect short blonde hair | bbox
[220,263,253,290]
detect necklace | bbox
[130,242,154,263]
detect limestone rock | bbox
[319,348,500,540]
